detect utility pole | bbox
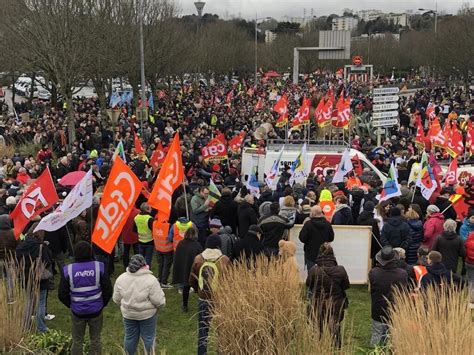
[139,0,146,130]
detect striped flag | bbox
[208,179,221,207]
[113,140,126,162]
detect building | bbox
[357,9,383,22]
[265,30,277,44]
[385,13,409,27]
[332,16,359,31]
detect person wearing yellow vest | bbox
[168,217,194,251]
[133,203,155,268]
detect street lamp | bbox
[254,15,271,87]
[138,0,146,130]
[419,5,438,34]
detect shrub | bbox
[388,284,473,354]
[211,255,353,354]
[28,329,89,354]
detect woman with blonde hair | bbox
[279,195,297,225]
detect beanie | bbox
[363,201,375,213]
[390,207,401,217]
[205,234,222,249]
[128,254,147,273]
[427,205,440,214]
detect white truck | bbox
[241,143,387,187]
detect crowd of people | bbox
[0,76,473,354]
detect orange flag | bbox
[134,134,145,154]
[148,133,184,222]
[92,158,142,254]
[150,143,166,171]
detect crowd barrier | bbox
[288,225,372,284]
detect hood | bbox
[310,217,329,228]
[426,262,448,276]
[462,218,474,228]
[219,194,233,203]
[358,210,373,222]
[0,214,12,229]
[315,255,338,267]
[219,226,233,235]
[407,219,423,231]
[334,204,351,213]
[387,216,403,227]
[441,231,458,240]
[428,212,444,221]
[202,248,223,261]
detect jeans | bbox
[37,288,48,333]
[123,313,157,355]
[182,285,191,308]
[371,320,389,346]
[71,312,103,355]
[123,243,139,269]
[156,251,173,284]
[52,251,66,275]
[466,262,474,303]
[138,243,154,267]
[198,299,211,355]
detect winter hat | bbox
[363,201,375,213]
[427,205,440,214]
[375,246,399,266]
[389,207,401,217]
[128,254,147,273]
[248,225,263,236]
[6,196,16,206]
[393,247,406,260]
[209,218,222,229]
[206,234,222,249]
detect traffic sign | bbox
[373,95,399,103]
[372,118,398,127]
[373,87,400,95]
[372,110,399,119]
[373,103,399,111]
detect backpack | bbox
[198,256,222,293]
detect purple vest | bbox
[64,261,104,315]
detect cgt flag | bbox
[134,134,145,155]
[228,131,246,153]
[148,133,184,222]
[150,143,166,171]
[92,158,142,254]
[201,134,228,162]
[10,167,58,239]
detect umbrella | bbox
[58,171,87,186]
[264,70,281,78]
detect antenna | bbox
[194,1,205,17]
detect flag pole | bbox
[182,181,190,220]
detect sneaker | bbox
[190,287,195,293]
[161,283,173,289]
[178,288,183,294]
[45,314,55,321]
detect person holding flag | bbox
[332,150,354,184]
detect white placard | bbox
[289,225,372,284]
[373,87,400,95]
[373,95,399,103]
[372,110,399,119]
[373,103,399,111]
[372,119,399,127]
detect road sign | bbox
[373,95,399,103]
[372,118,398,127]
[373,103,399,111]
[373,87,400,95]
[372,110,399,119]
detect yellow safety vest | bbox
[173,220,193,251]
[134,214,153,243]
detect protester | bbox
[434,188,457,221]
[331,195,354,225]
[306,243,349,347]
[431,219,466,274]
[133,203,155,267]
[459,210,474,242]
[237,194,258,238]
[420,251,464,288]
[357,201,381,265]
[190,187,211,246]
[423,205,445,249]
[407,246,429,288]
[189,234,230,355]
[0,215,17,266]
[209,188,238,234]
[58,241,112,355]
[113,254,166,355]
[405,209,424,265]
[258,202,293,256]
[172,227,203,312]
[380,207,410,249]
[369,246,408,346]
[120,205,140,269]
[465,232,474,304]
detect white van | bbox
[241,142,387,188]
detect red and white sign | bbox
[202,134,228,161]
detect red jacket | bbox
[423,212,445,249]
[16,172,30,185]
[121,207,140,245]
[465,232,474,264]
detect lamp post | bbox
[254,15,271,87]
[138,0,146,130]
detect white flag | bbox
[289,143,307,185]
[34,170,93,233]
[332,150,353,183]
[265,146,284,188]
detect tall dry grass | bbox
[388,284,473,354]
[0,254,41,352]
[211,256,352,354]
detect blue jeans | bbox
[37,289,48,332]
[198,300,211,355]
[138,243,154,268]
[123,313,157,355]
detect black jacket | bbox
[44,226,69,255]
[233,230,264,263]
[420,262,464,288]
[380,216,411,249]
[331,205,354,225]
[299,217,335,263]
[16,236,53,290]
[210,194,239,234]
[172,239,203,286]
[357,210,381,259]
[406,219,424,265]
[431,232,466,273]
[237,202,258,238]
[434,196,457,221]
[258,214,292,251]
[369,261,408,322]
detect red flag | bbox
[273,94,288,115]
[148,133,184,221]
[134,134,145,154]
[331,92,352,129]
[466,120,474,155]
[226,90,234,105]
[228,131,246,153]
[316,93,334,127]
[445,159,458,185]
[291,97,311,129]
[426,102,436,120]
[150,143,166,171]
[10,168,58,239]
[201,136,228,162]
[254,97,264,111]
[428,117,444,148]
[446,122,464,158]
[415,117,425,150]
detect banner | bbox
[291,97,311,129]
[92,158,142,254]
[148,133,184,222]
[134,134,145,155]
[10,167,58,239]
[228,131,246,153]
[201,136,228,162]
[34,170,93,233]
[150,143,166,171]
[208,179,221,207]
[332,149,353,184]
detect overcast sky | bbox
[180,0,464,20]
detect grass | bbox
[42,260,373,354]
